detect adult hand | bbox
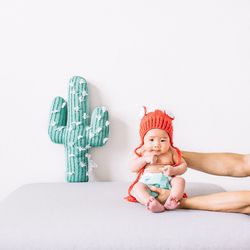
[148,186,171,204]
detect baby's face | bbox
[143,129,170,155]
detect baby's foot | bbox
[164,194,180,210]
[146,196,166,213]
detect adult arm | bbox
[182,151,250,177]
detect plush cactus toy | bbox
[48,76,109,182]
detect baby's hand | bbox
[160,165,175,176]
[144,154,157,164]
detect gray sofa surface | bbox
[0,182,249,250]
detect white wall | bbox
[0,0,249,201]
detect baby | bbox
[126,107,187,213]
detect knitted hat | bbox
[126,107,183,203]
[134,106,177,156]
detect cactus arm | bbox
[89,106,109,147]
[67,76,90,127]
[48,96,67,144]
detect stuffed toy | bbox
[48,76,109,182]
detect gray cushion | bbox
[0,182,249,250]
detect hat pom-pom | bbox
[166,110,175,119]
[139,106,147,119]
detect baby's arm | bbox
[130,157,148,173]
[172,158,187,175]
[130,152,157,173]
[161,158,187,176]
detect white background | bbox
[0,0,249,201]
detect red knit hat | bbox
[134,106,177,156]
[125,107,183,202]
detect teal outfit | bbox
[139,172,172,198]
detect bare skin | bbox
[151,186,250,214]
[182,151,250,177]
[130,129,187,212]
[180,191,250,214]
[132,182,165,212]
[164,176,184,209]
[149,152,250,214]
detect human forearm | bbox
[172,162,187,176]
[160,162,187,177]
[181,151,250,177]
[130,157,147,172]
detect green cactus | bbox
[48,76,109,182]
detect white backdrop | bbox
[0,0,249,200]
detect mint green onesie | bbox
[139,172,171,198]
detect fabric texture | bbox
[0,182,249,250]
[135,106,179,157]
[139,172,171,197]
[48,76,110,182]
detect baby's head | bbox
[134,107,176,156]
[142,128,171,156]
